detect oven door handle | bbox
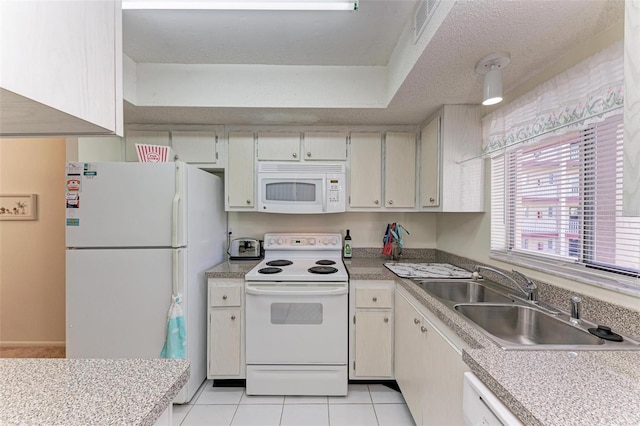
[245,287,348,296]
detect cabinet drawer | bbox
[355,288,393,308]
[210,286,242,307]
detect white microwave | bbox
[257,162,346,214]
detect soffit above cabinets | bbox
[122,0,624,126]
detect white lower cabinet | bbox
[349,280,394,379]
[395,287,469,426]
[207,279,245,379]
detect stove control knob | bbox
[330,237,338,246]
[309,238,316,245]
[322,238,329,245]
[276,238,284,245]
[268,238,275,246]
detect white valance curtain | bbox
[482,41,624,156]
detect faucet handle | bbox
[512,270,538,301]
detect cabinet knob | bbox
[429,197,435,203]
[307,152,311,157]
[231,315,236,320]
[388,200,393,205]
[413,318,420,324]
[384,317,389,323]
[374,200,379,205]
[292,152,297,158]
[222,295,227,300]
[372,297,377,302]
[246,199,251,204]
[421,326,427,333]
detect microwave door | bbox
[260,176,325,213]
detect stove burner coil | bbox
[258,267,283,274]
[315,259,336,266]
[266,259,293,267]
[308,266,338,274]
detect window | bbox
[485,42,638,292]
[491,113,640,283]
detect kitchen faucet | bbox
[473,265,538,301]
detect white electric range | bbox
[244,233,348,396]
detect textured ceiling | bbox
[123,0,625,126]
[123,1,417,66]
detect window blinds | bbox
[491,112,640,281]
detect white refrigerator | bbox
[65,161,227,403]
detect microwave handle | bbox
[246,286,348,296]
[322,177,327,212]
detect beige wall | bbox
[436,23,640,312]
[229,211,436,249]
[0,138,66,344]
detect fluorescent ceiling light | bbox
[122,1,359,11]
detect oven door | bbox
[245,283,348,364]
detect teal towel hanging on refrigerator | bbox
[161,295,186,359]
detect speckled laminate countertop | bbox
[0,358,190,426]
[347,258,640,426]
[206,259,260,278]
[205,256,640,425]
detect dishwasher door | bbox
[462,372,523,426]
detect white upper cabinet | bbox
[349,132,383,208]
[420,117,440,208]
[124,129,220,165]
[384,132,417,208]
[303,132,348,160]
[419,105,483,212]
[0,0,123,136]
[257,132,301,161]
[171,131,218,164]
[125,130,170,162]
[227,132,256,210]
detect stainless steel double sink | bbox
[416,280,640,350]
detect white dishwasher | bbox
[463,372,523,426]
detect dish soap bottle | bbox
[343,229,352,258]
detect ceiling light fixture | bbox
[475,52,510,106]
[122,1,359,11]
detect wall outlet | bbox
[228,227,233,236]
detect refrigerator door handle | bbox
[172,162,183,248]
[172,248,186,296]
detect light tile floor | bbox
[173,382,416,426]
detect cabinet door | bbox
[171,131,217,163]
[125,130,170,162]
[420,117,440,208]
[354,310,393,377]
[384,132,416,208]
[349,132,382,208]
[227,132,255,209]
[394,292,424,424]
[209,308,241,376]
[303,132,347,160]
[422,322,469,426]
[257,132,300,161]
[0,0,122,136]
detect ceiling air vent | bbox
[414,0,440,43]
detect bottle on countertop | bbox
[343,229,352,258]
